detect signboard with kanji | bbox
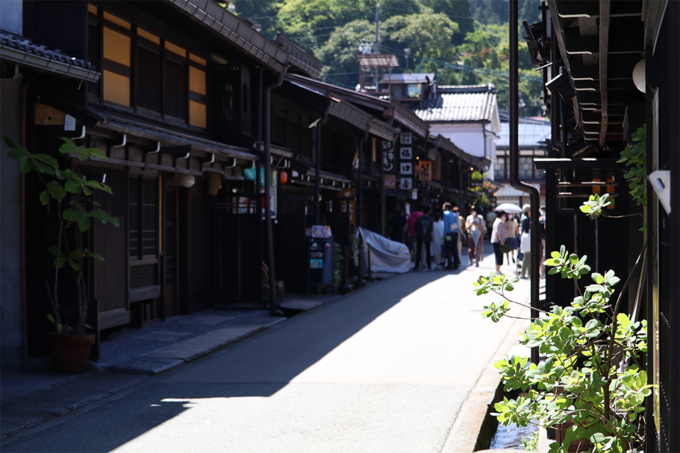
[400,162,413,175]
[400,178,413,190]
[400,132,412,145]
[399,147,413,160]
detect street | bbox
[2,253,529,453]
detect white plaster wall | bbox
[429,123,498,181]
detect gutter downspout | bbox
[356,129,370,288]
[21,84,28,367]
[264,70,287,316]
[381,139,395,236]
[510,0,541,365]
[315,109,330,225]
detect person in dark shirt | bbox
[389,209,407,243]
[414,205,434,271]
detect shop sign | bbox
[400,177,413,190]
[399,147,413,160]
[400,162,413,175]
[400,132,412,145]
[418,160,432,182]
[384,174,396,189]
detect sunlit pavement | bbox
[2,245,529,453]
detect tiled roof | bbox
[382,73,435,84]
[414,84,496,123]
[497,121,551,148]
[0,32,100,82]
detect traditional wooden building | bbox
[525,0,680,449]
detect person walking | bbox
[414,205,434,271]
[406,205,423,261]
[432,213,445,269]
[490,211,508,275]
[505,214,518,265]
[454,206,465,261]
[465,206,485,267]
[442,202,461,270]
[389,209,407,243]
[519,204,531,279]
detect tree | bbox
[383,13,459,61]
[316,20,375,86]
[230,0,280,38]
[421,0,474,44]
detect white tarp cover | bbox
[359,228,412,273]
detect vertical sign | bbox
[382,140,394,172]
[418,160,432,182]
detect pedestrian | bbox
[491,211,508,275]
[465,206,485,267]
[485,209,497,240]
[389,209,407,243]
[432,213,445,269]
[454,206,465,261]
[406,205,423,261]
[442,202,461,270]
[414,205,434,271]
[519,204,531,278]
[539,206,547,278]
[505,214,518,265]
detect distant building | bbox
[413,84,500,180]
[494,110,551,207]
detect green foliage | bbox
[468,171,496,208]
[383,13,458,61]
[521,429,539,451]
[473,249,650,452]
[617,128,647,206]
[5,135,118,335]
[317,20,375,84]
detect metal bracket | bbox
[112,134,127,148]
[72,125,86,140]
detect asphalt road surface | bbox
[3,254,529,453]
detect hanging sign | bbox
[383,147,394,172]
[400,162,413,175]
[418,160,432,182]
[400,132,412,145]
[400,177,413,190]
[400,147,413,160]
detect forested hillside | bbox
[229,0,545,116]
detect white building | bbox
[413,84,500,180]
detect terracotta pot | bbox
[47,333,95,373]
[554,421,594,452]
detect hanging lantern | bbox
[280,171,288,184]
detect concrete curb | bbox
[440,308,530,453]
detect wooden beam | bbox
[599,0,610,146]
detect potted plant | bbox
[5,135,119,372]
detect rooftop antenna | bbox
[374,4,380,54]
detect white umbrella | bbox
[494,203,523,214]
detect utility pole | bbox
[374,5,380,91]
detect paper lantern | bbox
[280,171,288,184]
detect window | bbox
[407,84,421,98]
[89,9,215,129]
[519,157,533,180]
[189,64,207,128]
[102,24,131,106]
[129,177,159,260]
[495,157,506,180]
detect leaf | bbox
[4,135,20,148]
[7,147,27,159]
[39,190,50,205]
[67,257,80,271]
[47,314,55,323]
[89,252,105,262]
[65,180,82,193]
[19,155,32,173]
[58,137,79,154]
[77,215,92,232]
[33,153,59,169]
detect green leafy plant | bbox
[473,243,650,452]
[617,128,647,206]
[5,135,119,334]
